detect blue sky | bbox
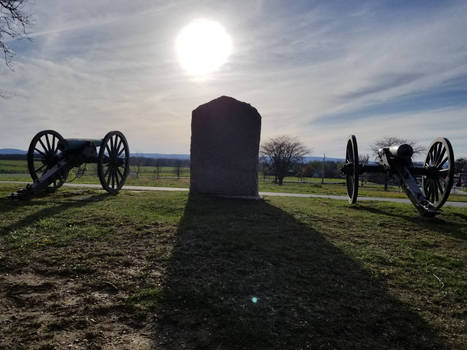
[1,0,467,159]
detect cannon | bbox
[341,135,455,217]
[10,130,130,198]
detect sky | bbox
[1,0,467,159]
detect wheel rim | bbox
[27,130,67,189]
[422,137,454,209]
[98,131,130,194]
[345,135,359,204]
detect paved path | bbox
[1,181,467,208]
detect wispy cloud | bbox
[1,0,466,158]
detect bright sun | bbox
[176,19,232,78]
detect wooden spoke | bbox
[34,163,46,174]
[38,138,49,154]
[45,134,52,153]
[104,166,111,181]
[436,147,446,166]
[105,167,112,187]
[113,135,117,152]
[431,144,438,164]
[51,135,57,152]
[436,178,445,195]
[108,168,113,189]
[434,145,440,165]
[427,180,435,203]
[112,135,118,156]
[114,137,120,157]
[114,168,121,188]
[110,168,114,188]
[105,144,112,157]
[113,168,118,188]
[116,138,123,156]
[34,147,47,158]
[41,165,50,176]
[115,136,120,155]
[111,168,115,189]
[438,157,448,169]
[109,136,114,156]
[116,167,124,180]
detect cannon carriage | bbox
[341,135,455,217]
[10,130,130,198]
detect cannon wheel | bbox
[422,137,454,209]
[98,131,130,194]
[345,135,359,204]
[27,130,67,190]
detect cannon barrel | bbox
[61,138,103,150]
[379,144,414,159]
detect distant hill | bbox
[0,149,189,159]
[0,148,27,155]
[304,156,344,163]
[0,149,344,163]
[135,154,345,162]
[132,153,190,160]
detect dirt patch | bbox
[0,228,173,349]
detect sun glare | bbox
[176,19,232,78]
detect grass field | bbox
[2,160,467,203]
[0,183,465,349]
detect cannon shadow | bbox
[0,193,110,235]
[152,196,446,349]
[350,205,467,241]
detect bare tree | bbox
[370,136,423,190]
[455,158,466,173]
[455,158,466,187]
[174,160,182,179]
[258,158,268,182]
[1,0,29,98]
[260,136,309,185]
[359,153,369,187]
[154,159,161,179]
[1,0,29,68]
[135,158,143,178]
[370,136,424,158]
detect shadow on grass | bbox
[0,186,43,215]
[450,212,467,222]
[151,196,446,349]
[0,184,96,215]
[0,193,110,235]
[350,205,467,241]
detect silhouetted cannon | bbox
[10,130,130,199]
[341,135,455,217]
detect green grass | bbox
[0,159,190,177]
[0,183,465,349]
[1,159,467,202]
[0,159,30,174]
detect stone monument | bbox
[190,96,262,198]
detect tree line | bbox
[260,135,467,188]
[1,135,465,188]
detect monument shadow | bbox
[154,196,446,349]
